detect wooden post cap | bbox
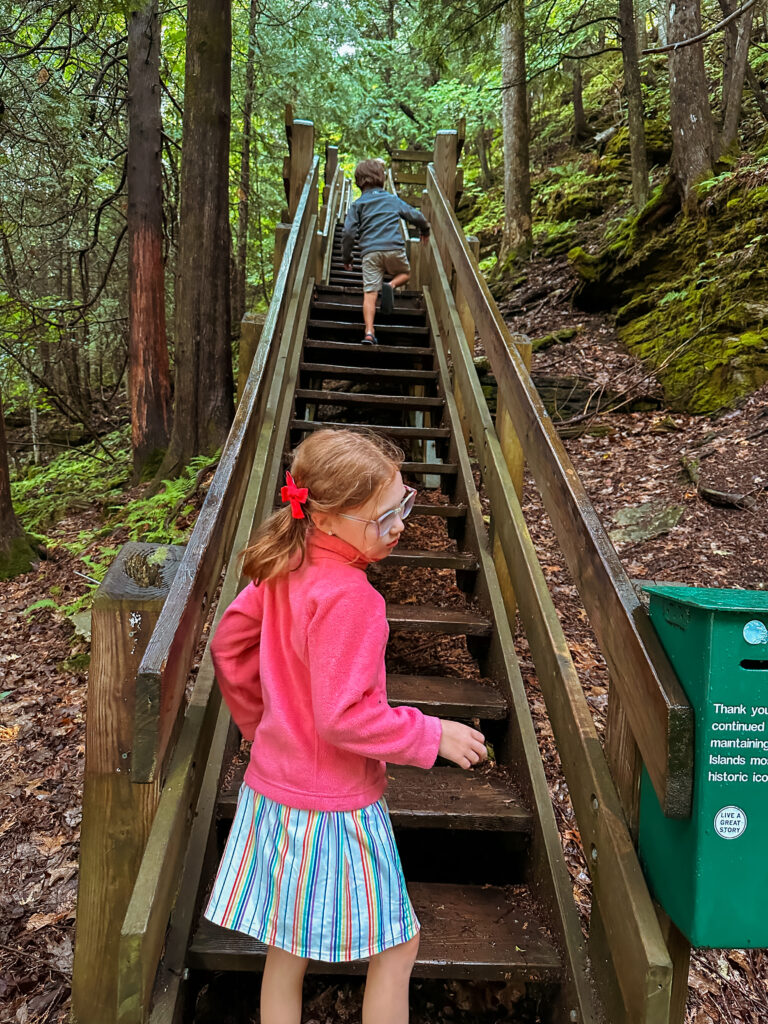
[94,542,186,609]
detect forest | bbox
[1,0,767,1021]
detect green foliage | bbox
[10,427,131,533]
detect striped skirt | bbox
[204,785,420,961]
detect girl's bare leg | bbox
[362,932,420,1024]
[261,945,309,1024]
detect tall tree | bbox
[233,0,259,329]
[127,1,172,481]
[668,0,716,202]
[156,0,234,480]
[619,0,650,208]
[718,0,755,154]
[0,394,35,579]
[500,0,531,255]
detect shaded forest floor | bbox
[2,261,768,1021]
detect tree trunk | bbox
[667,0,716,203]
[746,62,768,121]
[475,124,493,188]
[719,0,755,153]
[233,0,258,330]
[570,59,589,141]
[635,0,649,51]
[0,393,35,579]
[156,0,234,481]
[619,0,650,208]
[500,5,532,256]
[719,0,738,120]
[127,1,172,482]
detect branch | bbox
[642,0,758,54]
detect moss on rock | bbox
[569,164,768,412]
[0,533,38,581]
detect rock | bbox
[609,501,684,545]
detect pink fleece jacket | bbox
[210,530,443,811]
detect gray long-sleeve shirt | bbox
[342,188,430,264]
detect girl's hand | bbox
[438,719,487,769]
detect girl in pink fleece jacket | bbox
[205,429,486,1024]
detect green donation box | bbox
[638,585,768,948]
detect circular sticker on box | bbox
[743,620,768,645]
[714,806,747,840]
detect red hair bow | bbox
[281,472,309,519]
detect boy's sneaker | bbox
[381,283,394,314]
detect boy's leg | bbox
[362,932,420,1024]
[363,290,378,337]
[261,945,309,1024]
[361,252,384,340]
[389,271,410,290]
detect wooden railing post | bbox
[324,143,338,205]
[237,313,266,405]
[286,120,314,220]
[492,336,532,624]
[71,543,184,1024]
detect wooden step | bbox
[315,284,423,302]
[308,319,429,336]
[188,883,562,982]
[300,363,437,382]
[387,673,507,719]
[219,765,526,831]
[385,547,478,570]
[385,766,530,831]
[304,340,433,357]
[290,420,451,440]
[400,462,457,476]
[295,389,444,410]
[411,503,466,518]
[311,301,426,321]
[387,604,491,635]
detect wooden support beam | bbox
[71,543,185,1024]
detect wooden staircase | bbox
[75,126,690,1024]
[184,225,594,1020]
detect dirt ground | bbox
[1,261,767,1021]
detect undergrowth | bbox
[14,432,219,623]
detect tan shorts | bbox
[362,249,410,293]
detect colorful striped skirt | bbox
[204,785,420,961]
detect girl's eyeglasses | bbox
[336,485,417,538]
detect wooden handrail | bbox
[426,165,694,819]
[320,164,344,282]
[132,157,320,783]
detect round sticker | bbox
[714,806,747,840]
[743,620,768,645]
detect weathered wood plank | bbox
[189,884,562,981]
[289,419,450,440]
[426,168,693,819]
[387,604,491,635]
[295,388,444,409]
